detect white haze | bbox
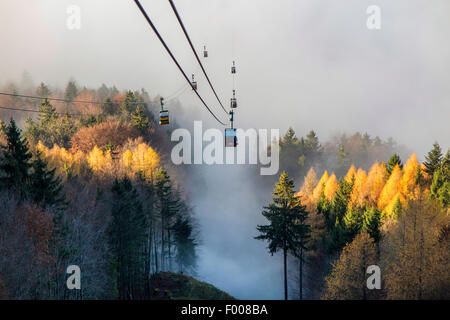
[1,0,449,299]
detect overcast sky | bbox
[1,0,449,157]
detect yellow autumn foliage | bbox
[324,173,339,201]
[344,165,357,183]
[365,162,387,207]
[378,165,403,210]
[131,143,160,179]
[349,168,368,208]
[312,170,329,202]
[399,153,419,199]
[88,146,113,173]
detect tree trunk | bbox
[283,243,288,300]
[299,247,303,300]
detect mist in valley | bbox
[1,0,449,299]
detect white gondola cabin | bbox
[203,46,208,58]
[231,61,236,74]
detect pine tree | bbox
[119,91,138,122]
[255,171,311,300]
[29,151,66,209]
[131,106,150,132]
[0,118,32,200]
[64,80,78,101]
[101,97,116,115]
[173,215,197,274]
[430,150,449,208]
[108,177,147,299]
[386,153,403,176]
[363,208,381,243]
[36,82,51,98]
[38,98,58,128]
[424,142,443,177]
[155,168,181,272]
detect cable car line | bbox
[0,91,148,106]
[133,0,227,126]
[0,105,99,117]
[167,0,228,115]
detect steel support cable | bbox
[0,91,145,106]
[167,0,228,115]
[133,0,226,126]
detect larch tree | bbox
[365,162,387,207]
[324,173,339,201]
[349,168,368,208]
[312,170,329,203]
[377,165,402,212]
[322,230,378,300]
[382,198,449,299]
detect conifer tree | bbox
[386,153,403,176]
[64,80,78,102]
[0,118,32,200]
[173,215,197,274]
[255,171,311,300]
[29,151,66,209]
[363,208,381,243]
[430,150,449,208]
[131,106,150,132]
[108,177,147,299]
[424,142,443,177]
[36,82,51,98]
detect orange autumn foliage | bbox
[345,165,357,183]
[365,162,387,207]
[349,168,368,208]
[324,173,339,200]
[312,170,329,202]
[378,165,403,210]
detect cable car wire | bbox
[167,0,228,115]
[0,91,146,106]
[133,0,226,126]
[0,105,98,117]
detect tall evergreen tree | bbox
[0,118,32,200]
[424,142,443,177]
[386,153,403,176]
[64,80,78,101]
[173,215,197,274]
[29,151,65,209]
[363,208,381,243]
[131,106,150,132]
[36,82,51,98]
[108,177,147,299]
[255,171,311,300]
[155,169,181,272]
[430,150,449,208]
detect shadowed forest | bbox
[0,79,448,300]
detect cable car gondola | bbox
[191,74,197,91]
[225,110,237,147]
[203,45,208,58]
[231,61,236,74]
[225,128,237,147]
[230,90,237,108]
[159,97,169,125]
